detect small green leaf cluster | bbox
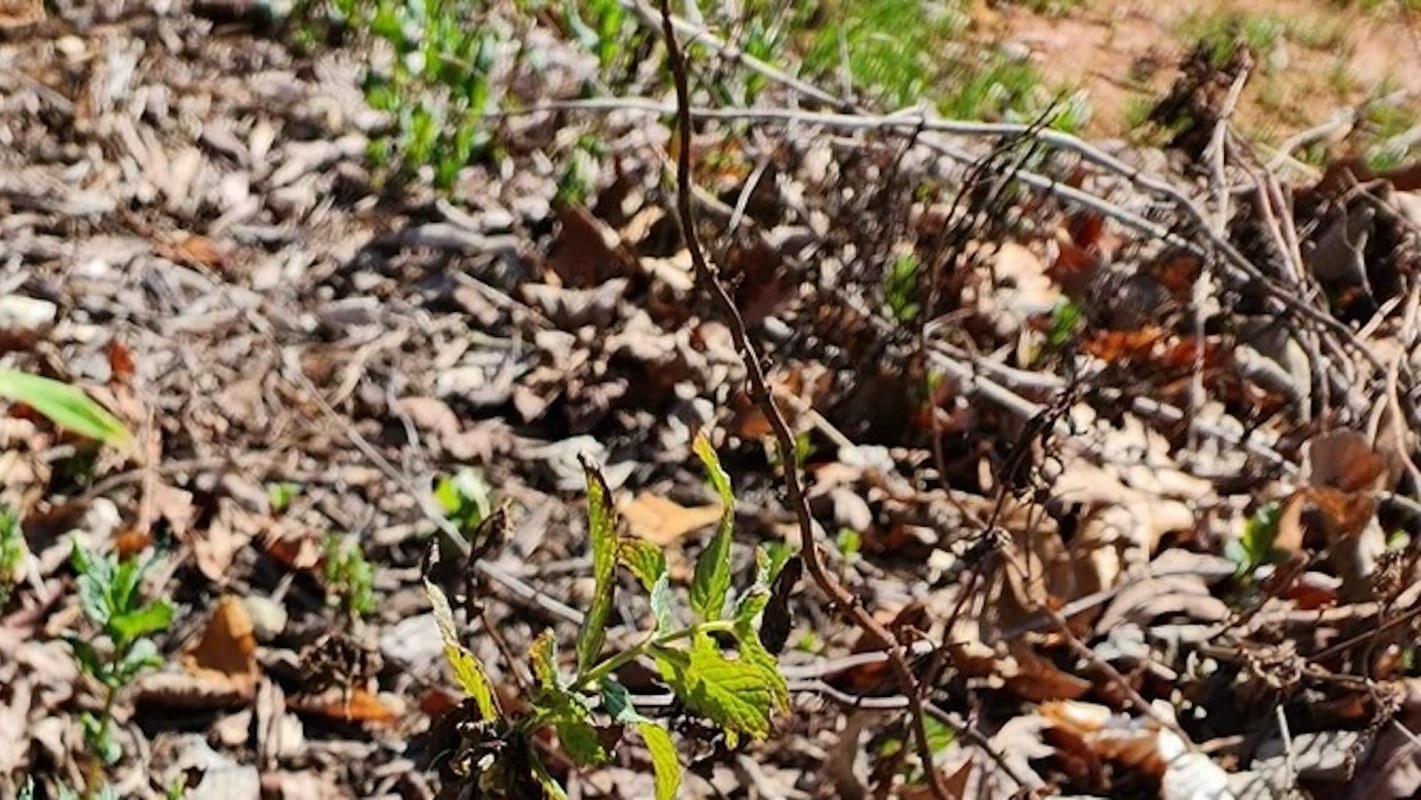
[324,534,378,619]
[1046,299,1083,349]
[434,467,494,537]
[1226,501,1284,581]
[67,543,175,767]
[0,504,27,607]
[885,252,923,324]
[300,0,504,189]
[425,434,790,798]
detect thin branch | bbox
[654,4,952,797]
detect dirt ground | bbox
[984,0,1421,142]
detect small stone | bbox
[0,295,57,329]
[241,595,288,642]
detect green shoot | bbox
[0,505,26,607]
[324,534,377,619]
[66,542,174,768]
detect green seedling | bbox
[885,252,922,324]
[425,433,789,798]
[1226,501,1284,581]
[66,543,174,768]
[295,0,502,189]
[267,482,300,513]
[434,467,494,537]
[1046,299,1083,349]
[0,504,26,607]
[324,534,377,620]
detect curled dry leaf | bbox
[1275,430,1391,598]
[1096,573,1229,632]
[287,688,400,726]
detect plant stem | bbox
[576,620,732,691]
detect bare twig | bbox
[654,4,952,796]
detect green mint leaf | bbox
[423,578,500,720]
[600,677,638,723]
[555,716,608,767]
[109,556,146,615]
[689,434,734,622]
[649,573,677,635]
[576,457,617,673]
[638,721,682,800]
[531,631,608,767]
[617,537,666,592]
[64,635,105,680]
[734,609,790,714]
[656,633,780,741]
[76,573,111,628]
[114,637,163,684]
[602,680,683,800]
[108,599,174,644]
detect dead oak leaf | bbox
[288,687,400,726]
[184,596,259,697]
[619,493,722,547]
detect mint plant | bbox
[424,434,790,798]
[324,534,378,620]
[66,543,175,767]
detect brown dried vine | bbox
[654,2,953,797]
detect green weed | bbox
[324,534,378,619]
[1177,10,1285,68]
[885,252,923,323]
[296,0,505,189]
[0,505,25,607]
[1225,501,1284,581]
[0,369,132,452]
[1363,95,1420,170]
[66,543,174,768]
[426,434,790,798]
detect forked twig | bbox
[654,3,953,797]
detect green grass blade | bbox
[0,369,132,449]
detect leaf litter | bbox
[0,1,1420,798]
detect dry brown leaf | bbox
[146,482,195,537]
[1304,429,1389,492]
[620,492,722,547]
[288,688,399,725]
[1003,642,1092,702]
[136,671,252,710]
[393,396,461,441]
[546,204,635,287]
[194,499,260,581]
[184,596,259,697]
[0,0,43,27]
